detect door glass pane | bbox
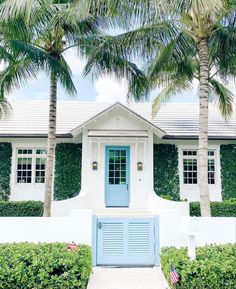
[109,149,126,185]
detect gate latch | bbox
[98,222,102,229]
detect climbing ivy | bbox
[220,145,236,200]
[0,143,12,200]
[153,144,180,200]
[54,143,82,200]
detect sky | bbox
[7,48,234,104]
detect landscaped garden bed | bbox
[0,243,92,289]
[161,244,236,289]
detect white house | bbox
[0,100,235,266]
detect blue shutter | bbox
[102,222,124,256]
[96,218,157,266]
[128,222,151,255]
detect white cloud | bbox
[63,49,86,77]
[95,76,128,103]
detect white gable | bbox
[71,103,165,138]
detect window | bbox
[16,148,47,184]
[208,150,216,185]
[108,149,126,185]
[183,150,198,184]
[182,149,216,185]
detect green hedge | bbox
[0,143,12,200]
[0,201,43,216]
[220,145,236,200]
[54,143,82,200]
[190,199,236,217]
[161,244,236,289]
[153,144,180,200]
[0,243,92,289]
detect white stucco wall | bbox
[160,216,236,248]
[0,209,93,245]
[0,214,234,250]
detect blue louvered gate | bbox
[96,217,158,266]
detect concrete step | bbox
[87,267,170,289]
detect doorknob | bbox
[98,222,102,229]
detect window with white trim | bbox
[16,149,47,184]
[182,149,216,185]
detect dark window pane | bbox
[109,171,114,178]
[109,164,114,170]
[115,171,120,178]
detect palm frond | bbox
[0,57,38,97]
[87,22,178,63]
[152,78,193,117]
[161,0,224,15]
[0,0,54,24]
[58,54,77,96]
[7,40,76,95]
[0,97,11,119]
[209,78,234,117]
[148,33,196,82]
[84,48,149,102]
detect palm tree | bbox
[148,0,235,216]
[0,0,148,216]
[85,0,236,216]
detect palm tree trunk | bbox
[198,38,211,217]
[43,72,57,217]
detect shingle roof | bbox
[0,101,235,139]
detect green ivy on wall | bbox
[153,144,180,200]
[220,144,236,200]
[54,143,82,200]
[0,143,12,200]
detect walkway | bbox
[87,267,170,289]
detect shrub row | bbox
[0,201,43,216]
[161,244,236,289]
[190,199,236,217]
[0,243,92,289]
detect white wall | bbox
[194,217,236,246]
[159,216,236,248]
[0,209,93,245]
[0,214,234,251]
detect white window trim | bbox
[15,147,47,186]
[178,145,220,189]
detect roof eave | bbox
[0,133,73,138]
[163,134,236,140]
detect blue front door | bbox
[105,146,130,207]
